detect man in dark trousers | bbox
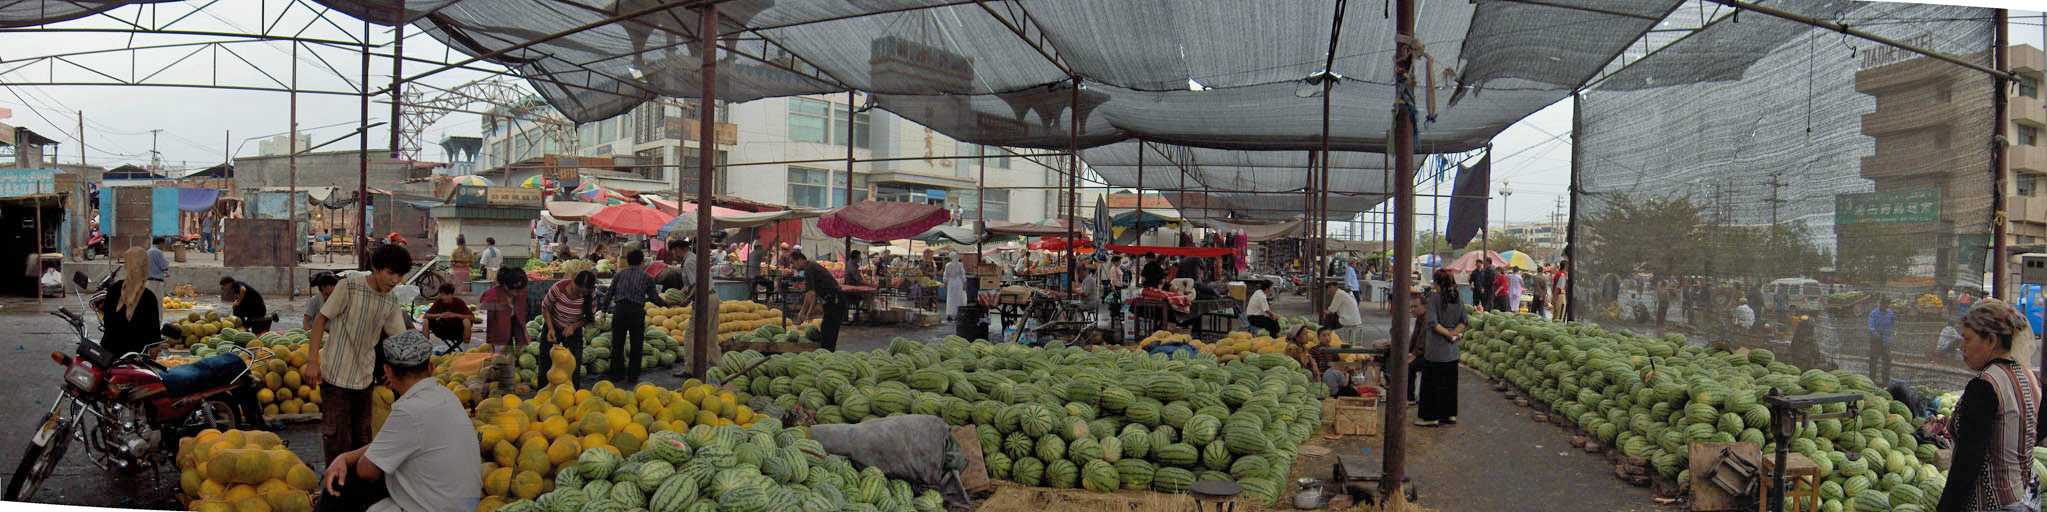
[606,250,666,384]
[792,251,846,351]
[1468,259,1495,309]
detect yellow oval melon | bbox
[482,466,513,496]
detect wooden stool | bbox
[1758,453,1821,512]
[1190,480,1242,512]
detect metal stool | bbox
[1190,480,1243,512]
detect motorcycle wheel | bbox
[5,399,77,502]
[199,398,243,432]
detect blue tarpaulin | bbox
[151,188,178,237]
[99,189,114,236]
[177,188,221,212]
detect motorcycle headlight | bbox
[64,362,98,392]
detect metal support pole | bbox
[390,7,403,162]
[1993,9,2010,300]
[1066,78,1079,291]
[843,90,856,258]
[1306,151,1320,314]
[356,17,369,268]
[290,41,299,289]
[1136,141,1145,244]
[986,143,994,256]
[1567,94,1582,321]
[1318,75,1333,303]
[1384,0,1417,499]
[688,2,719,378]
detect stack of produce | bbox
[175,429,318,512]
[1272,315,1319,334]
[468,378,761,510]
[1461,311,1947,511]
[163,296,199,310]
[726,320,821,346]
[245,330,322,418]
[558,259,597,277]
[648,300,813,345]
[170,311,242,349]
[498,421,942,512]
[517,315,683,377]
[1137,330,1193,349]
[715,338,1325,504]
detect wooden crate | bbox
[223,218,295,267]
[1331,396,1381,437]
[1686,441,1760,512]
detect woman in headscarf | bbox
[1938,299,2046,512]
[100,247,162,357]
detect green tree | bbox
[1581,193,1704,284]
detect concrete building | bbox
[478,94,1058,225]
[255,133,309,157]
[1852,44,2042,289]
[1493,219,1565,261]
[233,150,436,194]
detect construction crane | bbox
[387,77,576,161]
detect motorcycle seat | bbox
[160,354,247,397]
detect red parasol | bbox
[818,200,950,242]
[1443,250,1506,273]
[1030,236,1093,251]
[588,203,675,236]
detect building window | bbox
[955,144,1011,176]
[833,104,871,149]
[681,148,730,196]
[2022,75,2041,99]
[2022,125,2040,147]
[634,148,664,180]
[788,167,865,208]
[981,189,1010,221]
[2021,173,2038,197]
[788,99,830,144]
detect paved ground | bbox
[0,290,1665,509]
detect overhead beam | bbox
[971,0,1076,78]
[1703,0,2015,81]
[374,0,724,95]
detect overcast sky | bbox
[0,1,2039,230]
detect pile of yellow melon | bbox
[1138,330,1194,348]
[163,297,199,310]
[250,346,321,419]
[175,429,318,512]
[647,300,789,343]
[169,312,238,348]
[467,379,757,509]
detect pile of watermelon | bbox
[705,337,1326,504]
[1461,311,1947,511]
[500,419,942,512]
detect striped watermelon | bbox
[1011,457,1045,486]
[1113,459,1155,490]
[1081,460,1120,492]
[1152,467,1196,493]
[1045,459,1079,488]
[1036,435,1066,463]
[648,475,698,512]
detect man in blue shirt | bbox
[1342,259,1361,303]
[146,236,171,296]
[1866,298,1896,383]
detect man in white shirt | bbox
[478,237,504,281]
[1326,282,1365,342]
[320,331,482,512]
[1245,281,1278,335]
[1732,298,1756,331]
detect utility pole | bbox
[1765,170,1786,228]
[77,111,85,165]
[148,129,163,171]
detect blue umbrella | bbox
[656,214,696,238]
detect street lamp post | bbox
[1497,182,1512,251]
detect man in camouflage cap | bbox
[319,330,481,512]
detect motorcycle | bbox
[4,270,273,502]
[82,232,107,261]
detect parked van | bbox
[1764,278,1826,313]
